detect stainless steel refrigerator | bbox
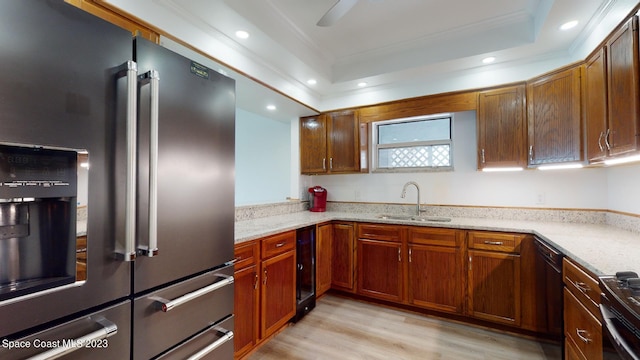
[0,1,235,359]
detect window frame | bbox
[371,113,454,173]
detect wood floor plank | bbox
[249,295,562,359]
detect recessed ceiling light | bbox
[307,79,317,85]
[266,104,276,111]
[560,20,578,31]
[235,30,250,39]
[357,82,367,87]
[482,56,496,64]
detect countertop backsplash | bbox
[236,201,640,234]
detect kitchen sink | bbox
[377,214,452,222]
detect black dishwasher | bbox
[534,237,565,340]
[293,226,316,322]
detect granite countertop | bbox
[235,211,640,277]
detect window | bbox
[372,114,453,171]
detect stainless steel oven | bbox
[600,273,640,359]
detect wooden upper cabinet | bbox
[477,85,527,169]
[584,47,608,163]
[300,115,328,174]
[300,111,362,174]
[527,65,583,166]
[606,15,640,157]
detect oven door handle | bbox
[154,274,234,312]
[186,326,234,360]
[600,304,640,360]
[26,317,118,360]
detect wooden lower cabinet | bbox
[233,263,259,358]
[357,224,404,302]
[234,231,296,359]
[408,227,464,314]
[331,222,356,292]
[564,288,603,360]
[357,238,404,302]
[316,223,333,297]
[563,258,604,360]
[468,249,521,326]
[233,241,260,359]
[261,249,296,338]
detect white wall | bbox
[235,108,291,205]
[306,111,617,211]
[607,164,640,214]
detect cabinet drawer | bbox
[261,231,296,259]
[358,223,402,242]
[409,227,460,247]
[468,231,523,253]
[564,288,603,360]
[234,240,258,270]
[563,258,601,319]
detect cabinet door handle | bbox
[597,131,605,152]
[398,247,401,262]
[253,272,259,290]
[529,146,534,163]
[330,157,333,170]
[481,149,486,164]
[409,248,412,263]
[484,241,504,246]
[576,329,592,343]
[604,128,611,150]
[275,242,285,248]
[572,280,591,294]
[322,158,326,170]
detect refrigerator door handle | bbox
[115,60,138,262]
[25,317,118,360]
[186,326,234,360]
[138,70,160,258]
[153,274,234,312]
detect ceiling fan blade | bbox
[317,0,358,27]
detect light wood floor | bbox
[249,295,562,360]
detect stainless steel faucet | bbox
[401,181,421,215]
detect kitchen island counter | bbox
[235,211,640,277]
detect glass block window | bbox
[373,115,453,171]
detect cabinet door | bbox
[564,288,603,360]
[316,223,332,297]
[584,48,608,163]
[331,223,356,292]
[527,66,583,165]
[408,244,463,314]
[357,239,403,302]
[477,85,527,169]
[327,111,361,173]
[300,115,328,174]
[260,250,296,339]
[606,16,640,157]
[233,265,259,358]
[468,249,521,326]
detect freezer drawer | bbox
[133,264,234,359]
[157,315,234,359]
[0,300,130,360]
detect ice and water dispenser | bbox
[0,144,84,301]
